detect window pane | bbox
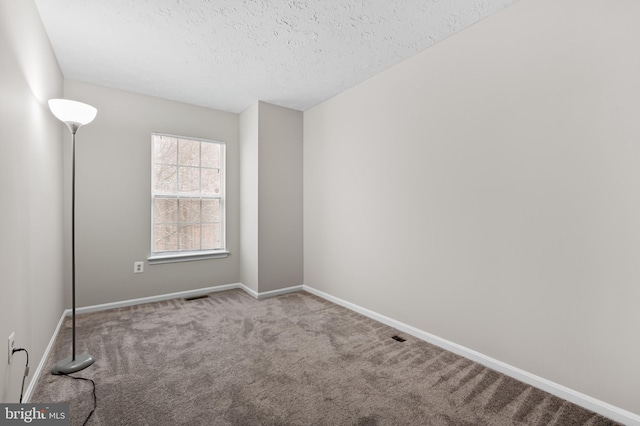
[179,139,200,167]
[179,225,200,251]
[179,199,201,223]
[154,198,178,223]
[154,164,177,192]
[201,168,220,195]
[178,167,200,193]
[154,224,178,252]
[153,136,178,165]
[202,199,220,223]
[201,142,220,168]
[152,134,224,254]
[201,224,221,249]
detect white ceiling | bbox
[34,0,519,113]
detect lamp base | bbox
[51,354,95,375]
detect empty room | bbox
[1,0,639,424]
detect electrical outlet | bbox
[8,332,15,365]
[134,261,144,274]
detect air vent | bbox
[391,335,406,342]
[184,294,209,301]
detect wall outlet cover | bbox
[8,332,15,365]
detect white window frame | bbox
[148,133,229,264]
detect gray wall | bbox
[63,81,240,306]
[0,0,65,402]
[304,0,640,415]
[257,102,303,292]
[239,103,259,292]
[240,102,304,293]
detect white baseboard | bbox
[238,283,259,298]
[68,283,304,316]
[241,284,304,300]
[22,311,67,403]
[302,285,640,426]
[71,283,244,315]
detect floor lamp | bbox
[49,99,97,375]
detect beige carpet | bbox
[31,289,619,425]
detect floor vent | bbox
[391,335,406,342]
[184,294,209,301]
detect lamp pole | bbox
[70,126,77,362]
[48,99,97,375]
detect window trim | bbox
[149,132,227,262]
[148,250,229,265]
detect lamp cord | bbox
[13,348,96,425]
[59,373,97,426]
[11,348,29,403]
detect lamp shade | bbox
[48,99,97,126]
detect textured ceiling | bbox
[34,0,519,113]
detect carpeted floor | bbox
[31,289,619,425]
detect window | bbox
[150,133,227,262]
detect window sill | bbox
[148,250,230,265]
